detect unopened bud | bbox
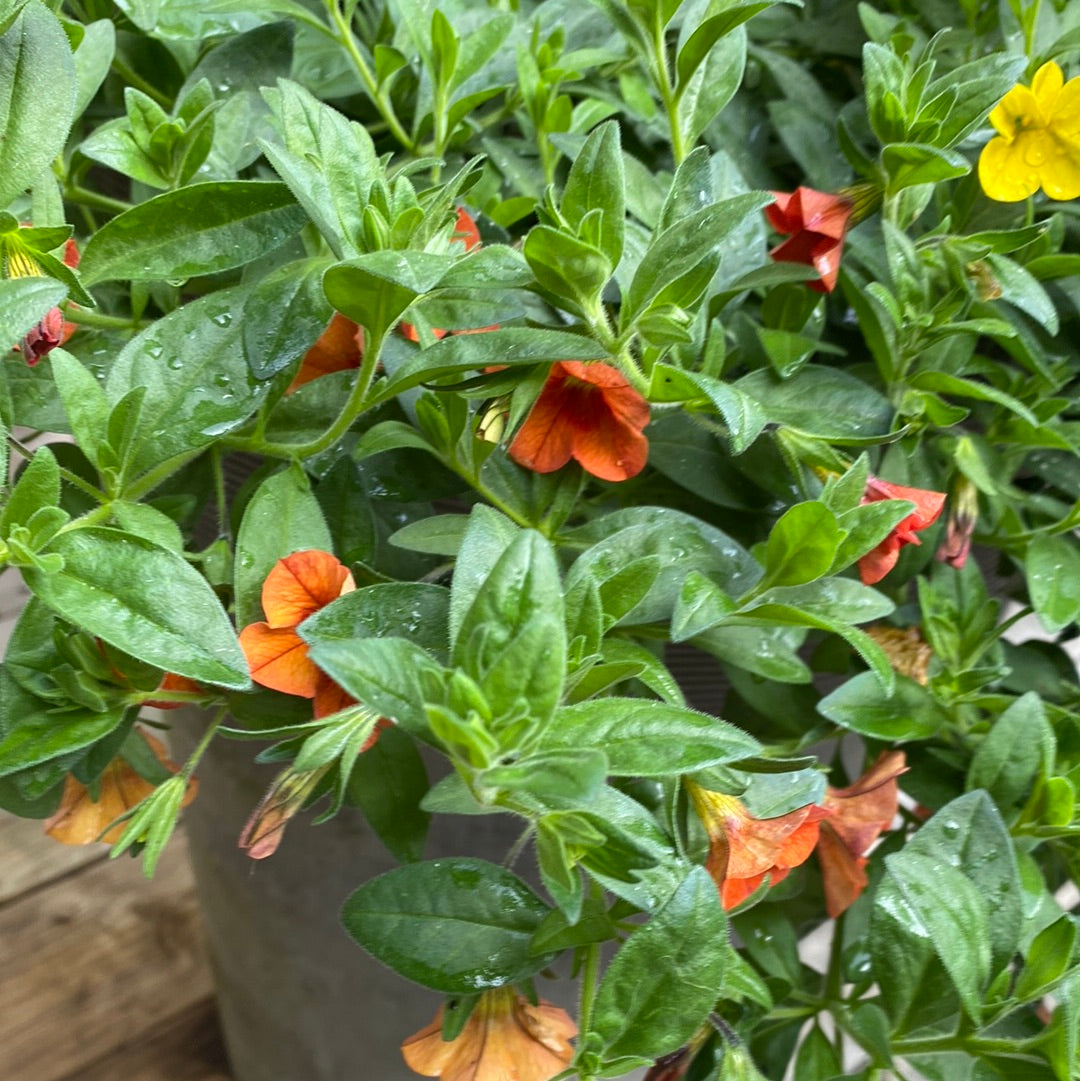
[935,476,978,569]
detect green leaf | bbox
[0,277,66,349]
[561,120,624,266]
[1026,533,1080,634]
[480,748,607,808]
[49,351,109,464]
[876,851,991,1023]
[340,858,554,992]
[345,723,430,863]
[676,4,773,87]
[106,286,265,482]
[536,698,760,776]
[79,181,308,284]
[454,531,566,729]
[908,370,1038,426]
[881,143,970,191]
[233,468,333,629]
[0,694,125,781]
[671,569,736,641]
[26,527,249,689]
[1015,917,1077,1002]
[71,20,116,118]
[760,502,841,589]
[677,25,747,147]
[0,2,77,209]
[967,692,1054,811]
[817,670,948,740]
[300,582,450,663]
[523,224,612,308]
[389,514,468,556]
[242,258,333,379]
[588,867,726,1065]
[1,445,59,535]
[623,193,772,327]
[736,367,894,441]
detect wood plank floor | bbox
[0,813,232,1081]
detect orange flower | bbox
[764,187,853,293]
[507,361,650,482]
[686,781,825,909]
[817,751,907,918]
[44,729,197,845]
[402,987,576,1081]
[857,476,946,585]
[238,550,357,717]
[287,312,364,393]
[7,236,80,364]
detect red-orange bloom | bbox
[8,237,80,364]
[402,986,576,1081]
[686,781,825,909]
[765,187,853,293]
[287,312,364,393]
[44,729,197,845]
[508,361,650,483]
[817,751,907,918]
[858,476,946,585]
[238,550,357,718]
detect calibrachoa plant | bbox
[0,1,1078,1080]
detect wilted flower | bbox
[287,312,364,393]
[764,187,855,293]
[978,61,1080,202]
[402,986,577,1081]
[4,235,80,364]
[857,476,946,585]
[508,361,650,482]
[686,780,824,909]
[817,751,907,918]
[935,476,979,570]
[238,550,357,718]
[44,729,197,845]
[863,625,932,685]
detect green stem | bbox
[649,12,688,166]
[110,58,172,108]
[6,436,108,504]
[65,186,133,215]
[123,448,206,502]
[227,328,389,460]
[61,307,148,331]
[57,501,114,532]
[576,938,602,1056]
[324,0,416,153]
[211,444,229,539]
[180,705,228,781]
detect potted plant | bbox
[1,1,1078,1079]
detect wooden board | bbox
[0,812,105,904]
[0,833,217,1081]
[65,997,232,1081]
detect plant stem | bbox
[61,307,147,331]
[65,186,133,215]
[110,58,172,108]
[180,705,228,781]
[649,12,687,166]
[6,435,108,504]
[324,0,416,153]
[576,938,602,1055]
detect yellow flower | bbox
[402,987,576,1081]
[978,61,1080,202]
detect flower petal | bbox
[288,313,363,393]
[817,822,869,918]
[239,622,321,698]
[261,550,355,628]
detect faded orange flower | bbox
[402,987,576,1081]
[287,312,364,393]
[817,751,907,918]
[44,730,197,845]
[858,476,946,584]
[238,550,357,718]
[863,625,932,685]
[686,780,824,909]
[508,361,650,482]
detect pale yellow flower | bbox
[978,61,1080,202]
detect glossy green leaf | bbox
[760,502,841,589]
[26,527,249,688]
[340,858,554,992]
[0,2,77,209]
[1026,534,1080,634]
[1,445,59,535]
[1015,917,1077,1002]
[536,698,759,775]
[817,671,948,740]
[967,692,1054,811]
[49,351,109,464]
[79,182,308,284]
[671,570,736,641]
[0,277,66,350]
[561,120,624,266]
[588,867,726,1065]
[881,143,970,191]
